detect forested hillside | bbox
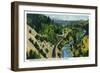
[26,13,89,59]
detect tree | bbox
[27,50,41,59]
[52,29,71,57]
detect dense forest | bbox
[26,13,89,59]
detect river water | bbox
[62,41,74,58]
[62,30,86,58]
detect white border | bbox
[18,5,96,68]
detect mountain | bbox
[26,25,55,59]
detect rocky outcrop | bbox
[26,25,54,59]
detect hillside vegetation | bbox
[26,14,89,59]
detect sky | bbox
[46,14,89,21]
[26,11,89,21]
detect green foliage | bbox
[27,14,51,33]
[35,34,47,42]
[27,50,41,59]
[27,13,89,58]
[29,38,34,44]
[39,49,47,58]
[58,53,61,58]
[45,48,49,53]
[34,42,40,50]
[29,30,31,33]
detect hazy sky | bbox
[26,10,89,21]
[46,14,89,21]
